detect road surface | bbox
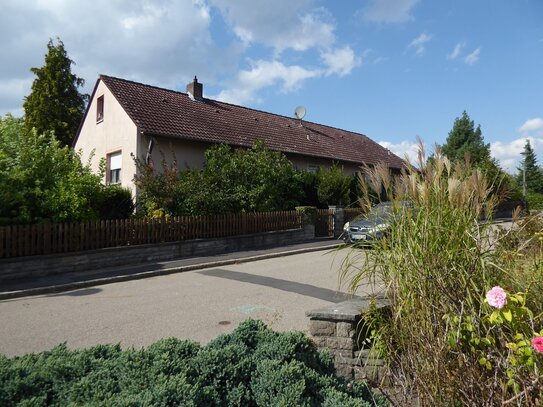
[0,248,376,357]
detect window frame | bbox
[96,95,104,123]
[106,150,122,185]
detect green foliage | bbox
[23,38,89,147]
[316,163,351,207]
[517,139,543,194]
[441,111,491,165]
[0,319,386,406]
[340,146,543,405]
[441,111,512,199]
[135,141,304,216]
[527,191,543,210]
[295,206,317,225]
[298,171,321,207]
[95,185,134,219]
[0,114,104,224]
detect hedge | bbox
[0,319,387,406]
[527,192,543,210]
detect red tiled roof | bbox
[98,75,406,169]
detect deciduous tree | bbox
[0,114,132,224]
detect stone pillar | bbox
[329,205,344,238]
[306,297,390,383]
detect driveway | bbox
[0,248,376,357]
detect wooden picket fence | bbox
[0,211,303,259]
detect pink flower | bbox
[486,286,507,309]
[532,336,543,353]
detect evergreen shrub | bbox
[0,320,386,406]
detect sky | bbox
[1,0,542,173]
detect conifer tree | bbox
[23,38,88,147]
[441,111,491,165]
[517,139,543,194]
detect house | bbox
[73,75,406,196]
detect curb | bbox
[0,242,343,301]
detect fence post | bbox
[329,205,344,238]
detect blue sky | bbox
[1,0,542,172]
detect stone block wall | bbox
[306,297,389,383]
[0,227,316,283]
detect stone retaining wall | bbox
[306,297,390,383]
[0,226,315,283]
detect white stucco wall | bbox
[137,136,210,173]
[74,80,138,195]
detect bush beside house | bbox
[0,114,133,225]
[134,141,361,217]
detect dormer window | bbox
[96,95,104,122]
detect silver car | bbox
[342,201,410,243]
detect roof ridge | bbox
[100,74,190,97]
[99,74,372,140]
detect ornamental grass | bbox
[340,140,543,406]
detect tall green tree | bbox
[441,111,491,164]
[23,38,88,147]
[441,111,512,197]
[517,139,543,194]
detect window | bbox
[107,151,122,184]
[308,165,320,173]
[96,95,104,122]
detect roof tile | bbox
[100,75,406,169]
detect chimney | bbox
[186,76,203,101]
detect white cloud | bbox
[491,137,543,173]
[378,140,420,163]
[490,118,543,172]
[321,46,362,77]
[360,0,420,23]
[447,42,465,60]
[0,0,242,115]
[519,118,543,133]
[1,0,362,115]
[464,47,481,65]
[206,1,360,105]
[215,44,363,105]
[408,32,431,55]
[209,0,335,52]
[213,59,321,105]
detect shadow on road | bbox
[47,288,103,297]
[197,268,359,303]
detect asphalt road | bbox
[0,248,376,357]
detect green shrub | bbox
[316,163,351,207]
[0,319,386,406]
[134,141,304,216]
[95,185,134,219]
[295,206,317,225]
[527,191,543,210]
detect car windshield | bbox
[357,201,411,224]
[367,204,393,223]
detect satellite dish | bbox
[294,106,306,120]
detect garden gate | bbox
[315,209,334,237]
